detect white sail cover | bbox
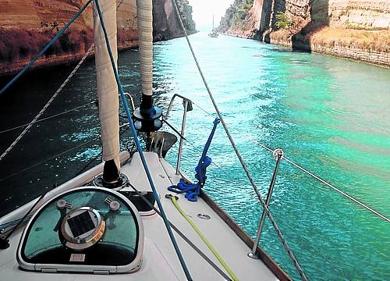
[137,0,153,97]
[93,0,120,169]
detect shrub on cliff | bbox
[275,12,293,29]
[218,0,254,32]
[176,0,196,32]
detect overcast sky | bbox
[188,0,234,31]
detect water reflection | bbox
[0,32,389,280]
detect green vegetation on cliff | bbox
[217,0,389,66]
[176,0,196,32]
[218,0,254,33]
[153,0,196,41]
[275,12,292,29]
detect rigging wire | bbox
[0,0,128,161]
[171,1,308,280]
[190,100,390,223]
[283,158,390,223]
[168,195,239,281]
[0,193,46,249]
[0,0,93,96]
[0,123,129,183]
[127,183,233,281]
[0,178,232,280]
[93,0,192,279]
[0,123,132,240]
[0,101,96,135]
[0,34,94,163]
[0,137,96,183]
[75,123,133,176]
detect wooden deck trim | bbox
[200,190,292,281]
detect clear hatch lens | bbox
[17,186,144,274]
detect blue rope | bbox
[0,0,93,96]
[169,118,220,201]
[93,1,192,279]
[197,118,220,167]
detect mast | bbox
[213,15,215,30]
[93,0,121,184]
[133,0,162,133]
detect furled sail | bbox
[93,0,120,181]
[137,0,153,101]
[133,0,162,132]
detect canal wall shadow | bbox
[260,0,287,42]
[259,0,330,52]
[291,0,330,52]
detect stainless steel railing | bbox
[165,94,193,175]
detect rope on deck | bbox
[94,0,193,279]
[127,183,233,281]
[171,1,309,279]
[167,195,239,281]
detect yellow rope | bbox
[170,196,239,281]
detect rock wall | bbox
[271,0,390,66]
[218,0,257,37]
[0,0,196,76]
[218,0,390,66]
[255,0,390,32]
[153,0,196,41]
[328,0,390,29]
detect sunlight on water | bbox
[0,31,389,281]
[155,33,390,280]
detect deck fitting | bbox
[0,238,10,249]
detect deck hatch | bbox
[17,186,144,274]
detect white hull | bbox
[0,151,286,280]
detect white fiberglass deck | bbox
[0,152,278,281]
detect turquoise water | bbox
[0,32,389,280]
[155,33,390,280]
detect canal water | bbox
[0,32,389,280]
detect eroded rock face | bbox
[222,0,390,34]
[0,0,195,76]
[218,0,390,66]
[279,0,390,29]
[153,0,196,41]
[1,0,93,75]
[218,0,258,37]
[329,0,390,29]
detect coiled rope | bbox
[171,1,308,280]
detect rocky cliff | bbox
[153,0,195,41]
[0,0,196,76]
[218,0,258,38]
[218,0,390,66]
